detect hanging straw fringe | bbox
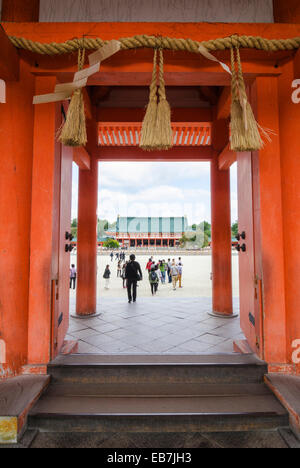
[59,48,87,147]
[140,49,158,150]
[140,48,173,151]
[155,48,173,150]
[230,46,263,152]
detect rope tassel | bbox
[59,48,87,147]
[230,46,263,152]
[155,48,173,150]
[140,48,173,151]
[140,49,158,151]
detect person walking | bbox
[170,260,179,291]
[122,262,128,289]
[117,261,122,277]
[146,258,154,273]
[149,265,159,295]
[177,261,183,288]
[103,265,111,290]
[110,251,114,262]
[125,254,143,303]
[70,264,77,289]
[160,260,166,284]
[167,258,172,283]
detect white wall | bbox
[38,0,274,23]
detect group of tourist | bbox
[104,251,128,290]
[146,257,183,294]
[110,251,126,262]
[103,254,183,301]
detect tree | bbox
[202,221,211,238]
[103,239,120,249]
[231,221,239,238]
[71,218,78,228]
[192,224,197,231]
[180,233,196,247]
[104,221,109,231]
[202,233,210,248]
[71,226,77,239]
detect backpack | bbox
[150,271,158,282]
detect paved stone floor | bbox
[67,297,245,354]
[28,430,292,449]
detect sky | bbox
[71,161,238,226]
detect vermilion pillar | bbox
[76,156,98,316]
[254,77,286,365]
[277,62,300,371]
[211,153,233,316]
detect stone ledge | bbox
[0,375,50,444]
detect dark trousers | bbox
[150,283,158,295]
[127,279,137,302]
[70,277,76,289]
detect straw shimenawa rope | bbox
[140,49,158,151]
[155,48,173,150]
[10,33,300,150]
[8,34,300,55]
[58,46,87,147]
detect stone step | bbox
[48,354,268,384]
[28,390,288,433]
[44,382,272,398]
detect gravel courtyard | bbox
[70,253,239,300]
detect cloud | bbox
[71,161,238,224]
[98,185,211,224]
[99,161,211,192]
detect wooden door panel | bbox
[237,152,257,352]
[56,145,73,353]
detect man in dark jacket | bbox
[125,254,143,303]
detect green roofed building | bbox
[106,216,188,247]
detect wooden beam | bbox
[48,66,280,86]
[0,25,19,81]
[90,86,112,106]
[199,86,218,105]
[82,87,93,120]
[217,87,231,120]
[94,145,213,161]
[218,143,236,170]
[273,0,300,23]
[96,107,213,123]
[3,22,300,48]
[1,0,40,22]
[73,147,91,171]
